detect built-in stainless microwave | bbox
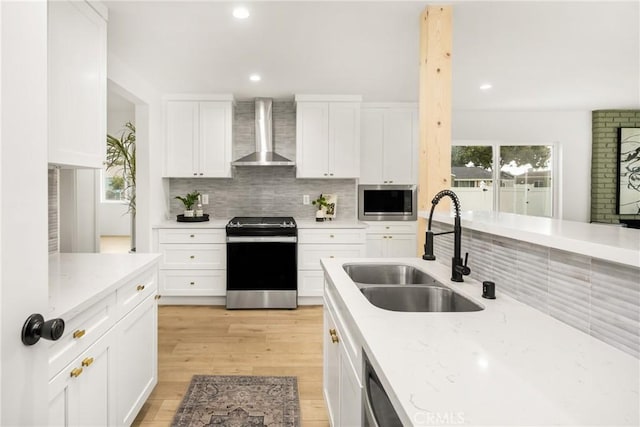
[358,185,417,221]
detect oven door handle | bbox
[226,236,297,243]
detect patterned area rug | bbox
[172,375,300,427]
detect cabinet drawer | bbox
[160,270,226,296]
[158,228,225,244]
[298,229,366,244]
[116,267,157,318]
[159,244,226,269]
[364,221,417,234]
[299,244,365,270]
[48,293,116,379]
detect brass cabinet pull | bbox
[70,367,83,378]
[73,329,86,339]
[190,281,195,286]
[331,334,339,343]
[329,234,334,238]
[386,226,390,229]
[329,255,335,258]
[383,236,387,239]
[190,234,195,238]
[82,357,94,367]
[136,285,145,291]
[329,328,336,335]
[388,236,393,239]
[154,294,162,300]
[190,255,195,259]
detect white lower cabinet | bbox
[365,221,418,257]
[48,263,158,426]
[298,228,366,298]
[323,293,362,427]
[49,330,115,426]
[156,228,227,297]
[116,294,158,426]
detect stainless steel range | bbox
[226,216,297,309]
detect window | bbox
[451,143,555,218]
[102,167,128,202]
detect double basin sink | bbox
[342,264,483,313]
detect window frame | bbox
[451,140,559,218]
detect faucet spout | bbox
[422,190,471,282]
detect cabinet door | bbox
[339,347,362,427]
[329,102,360,178]
[49,332,115,427]
[296,102,329,178]
[323,306,340,426]
[166,101,198,177]
[200,101,232,177]
[116,294,158,426]
[48,0,106,168]
[383,110,416,184]
[365,234,386,258]
[386,234,418,258]
[359,109,385,184]
[298,270,325,297]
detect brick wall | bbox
[591,110,640,223]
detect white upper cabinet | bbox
[360,104,418,184]
[295,95,361,178]
[48,0,107,168]
[164,96,234,178]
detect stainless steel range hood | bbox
[231,98,295,166]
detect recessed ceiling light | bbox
[249,74,261,82]
[479,83,493,91]
[233,7,250,19]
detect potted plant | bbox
[312,194,328,221]
[175,191,201,217]
[106,122,136,251]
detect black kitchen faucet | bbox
[423,189,471,282]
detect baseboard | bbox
[158,295,324,306]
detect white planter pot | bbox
[315,209,325,222]
[184,210,195,217]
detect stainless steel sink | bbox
[343,264,442,286]
[360,285,484,312]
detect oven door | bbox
[226,236,297,292]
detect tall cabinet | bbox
[48,0,107,168]
[164,95,234,178]
[295,95,362,178]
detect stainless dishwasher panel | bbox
[363,352,403,427]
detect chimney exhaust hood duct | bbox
[231,98,295,166]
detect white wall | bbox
[452,110,591,223]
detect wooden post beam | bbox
[417,5,453,255]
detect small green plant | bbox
[175,191,201,210]
[312,194,328,210]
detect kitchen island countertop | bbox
[425,211,640,267]
[321,256,639,426]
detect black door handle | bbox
[21,314,65,346]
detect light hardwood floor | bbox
[100,235,131,253]
[133,305,330,427]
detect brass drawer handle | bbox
[331,334,339,343]
[190,281,195,285]
[73,329,86,339]
[388,236,393,239]
[190,255,195,259]
[82,357,94,367]
[329,234,334,238]
[386,226,390,229]
[329,255,335,258]
[190,234,195,238]
[329,328,336,335]
[70,367,83,378]
[155,294,162,300]
[136,285,145,291]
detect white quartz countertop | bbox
[153,218,367,229]
[48,253,160,319]
[423,211,640,268]
[321,257,639,426]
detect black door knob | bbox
[21,314,65,346]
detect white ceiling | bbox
[105,1,640,110]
